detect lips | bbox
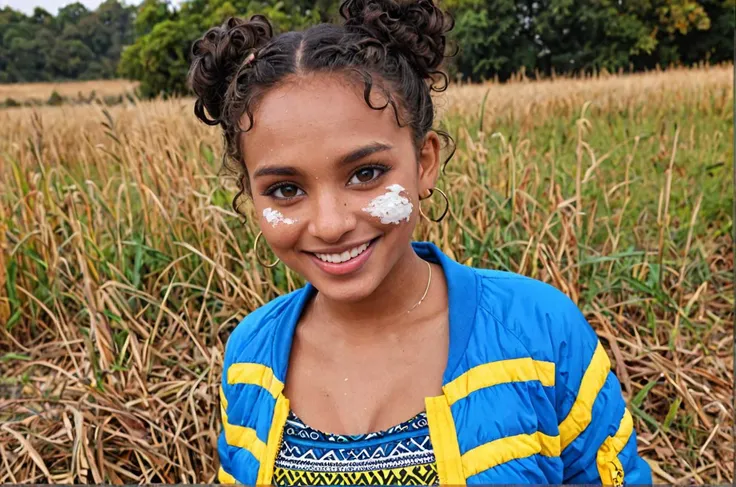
[314,241,370,264]
[308,238,378,276]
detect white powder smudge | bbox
[263,207,296,226]
[362,184,413,224]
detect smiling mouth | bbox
[307,237,379,275]
[313,240,372,264]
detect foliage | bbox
[0,0,733,93]
[448,0,734,81]
[135,0,172,36]
[119,0,319,97]
[117,0,734,93]
[0,1,136,83]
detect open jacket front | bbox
[217,242,652,485]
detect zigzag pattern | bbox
[273,464,439,486]
[273,410,439,486]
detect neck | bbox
[312,244,430,334]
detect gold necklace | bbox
[408,260,432,313]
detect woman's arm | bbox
[218,385,238,483]
[552,297,652,485]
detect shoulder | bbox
[469,267,599,360]
[472,267,584,322]
[475,268,581,315]
[223,288,305,367]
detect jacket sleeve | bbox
[217,383,238,484]
[552,295,652,485]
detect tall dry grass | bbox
[0,64,733,484]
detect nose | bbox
[307,190,357,244]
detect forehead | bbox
[241,73,412,168]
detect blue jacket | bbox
[218,242,652,485]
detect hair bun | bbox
[189,15,272,125]
[340,0,453,78]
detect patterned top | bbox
[273,410,439,486]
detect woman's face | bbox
[242,73,440,302]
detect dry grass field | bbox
[0,79,139,104]
[0,65,733,484]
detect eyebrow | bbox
[252,142,393,179]
[253,166,301,178]
[338,142,393,166]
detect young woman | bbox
[189,0,652,485]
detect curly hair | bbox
[188,0,455,216]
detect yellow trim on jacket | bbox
[443,357,555,406]
[597,408,633,486]
[257,394,290,485]
[426,395,466,485]
[559,341,611,449]
[228,362,285,398]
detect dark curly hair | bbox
[188,0,455,216]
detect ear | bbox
[417,131,441,198]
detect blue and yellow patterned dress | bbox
[272,409,439,486]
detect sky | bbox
[1,0,182,15]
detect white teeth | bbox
[315,242,370,264]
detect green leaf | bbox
[631,379,658,408]
[662,397,682,432]
[1,353,32,362]
[630,403,660,431]
[6,309,22,331]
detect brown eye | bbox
[280,185,298,197]
[349,167,384,185]
[356,168,374,182]
[272,184,304,199]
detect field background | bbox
[0,80,140,106]
[0,65,733,484]
[0,80,139,102]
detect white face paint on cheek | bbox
[263,207,296,226]
[362,184,414,225]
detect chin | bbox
[310,273,381,303]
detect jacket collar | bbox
[272,241,478,385]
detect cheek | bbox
[258,206,301,251]
[361,184,416,225]
[261,225,301,254]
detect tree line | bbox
[0,0,733,94]
[0,1,136,83]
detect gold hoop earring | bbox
[418,188,449,223]
[253,231,280,268]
